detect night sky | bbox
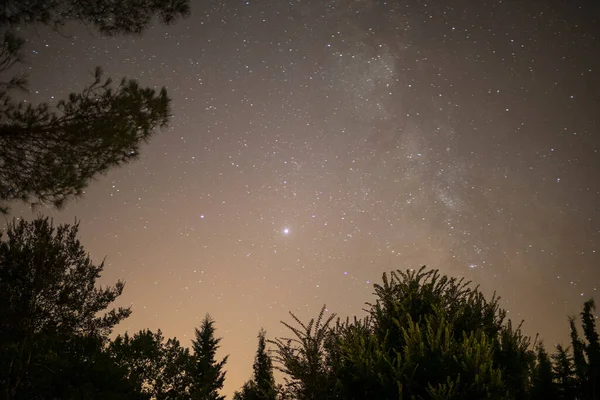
[10,0,600,396]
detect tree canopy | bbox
[0,0,190,213]
[109,328,193,399]
[0,217,134,399]
[270,267,599,400]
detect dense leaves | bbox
[270,306,337,400]
[0,217,134,399]
[271,267,599,400]
[109,329,193,399]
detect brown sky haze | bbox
[7,0,600,396]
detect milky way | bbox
[10,0,600,396]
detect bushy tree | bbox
[109,329,193,399]
[270,306,337,400]
[273,266,538,400]
[17,334,144,400]
[234,329,277,400]
[189,315,228,400]
[0,217,133,399]
[0,0,190,213]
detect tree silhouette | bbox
[552,344,577,399]
[189,315,228,400]
[531,343,558,399]
[0,217,132,399]
[109,328,193,399]
[17,334,144,400]
[253,329,277,400]
[0,0,190,213]
[273,266,539,400]
[270,305,338,400]
[234,329,277,400]
[570,314,589,399]
[563,299,600,400]
[0,0,190,36]
[581,299,600,400]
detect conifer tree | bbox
[233,382,252,400]
[581,299,600,400]
[581,299,599,400]
[531,344,557,400]
[234,329,277,400]
[189,315,228,400]
[552,344,577,400]
[570,316,588,398]
[0,0,190,213]
[253,329,277,400]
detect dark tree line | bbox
[270,269,599,400]
[0,218,230,400]
[1,217,598,400]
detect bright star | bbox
[283,228,290,235]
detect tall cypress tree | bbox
[234,329,277,400]
[189,315,228,400]
[581,299,599,400]
[253,329,277,400]
[552,344,576,400]
[570,316,588,399]
[531,344,557,400]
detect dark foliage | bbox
[189,315,229,400]
[109,329,193,399]
[272,267,537,400]
[271,267,599,400]
[0,68,170,212]
[2,226,597,400]
[0,217,134,399]
[552,344,577,399]
[0,0,190,213]
[234,329,277,400]
[531,344,558,399]
[270,305,337,400]
[0,0,190,36]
